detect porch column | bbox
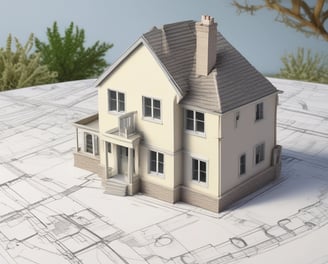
[105,141,109,178]
[127,147,133,184]
[134,144,139,176]
[113,145,118,175]
[75,128,79,152]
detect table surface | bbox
[0,78,327,264]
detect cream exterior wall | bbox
[94,41,277,204]
[220,94,277,195]
[173,101,183,187]
[182,111,220,197]
[97,44,181,189]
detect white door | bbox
[118,146,128,177]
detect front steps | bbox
[103,178,127,196]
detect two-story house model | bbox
[73,16,282,213]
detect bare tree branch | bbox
[232,0,328,41]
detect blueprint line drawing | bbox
[0,78,328,263]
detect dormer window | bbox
[108,90,125,112]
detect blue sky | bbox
[1,0,326,74]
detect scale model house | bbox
[73,16,281,212]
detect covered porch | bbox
[73,114,103,176]
[73,112,141,196]
[103,111,141,195]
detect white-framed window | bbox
[239,153,246,175]
[255,102,263,121]
[150,150,164,175]
[108,90,125,112]
[84,133,99,155]
[255,143,265,164]
[143,97,161,120]
[192,158,207,183]
[185,109,205,133]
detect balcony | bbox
[119,111,137,137]
[104,111,141,149]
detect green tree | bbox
[277,48,328,83]
[233,0,328,41]
[0,34,57,91]
[35,22,113,82]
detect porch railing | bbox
[118,111,137,138]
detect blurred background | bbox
[0,0,326,75]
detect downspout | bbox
[274,93,278,146]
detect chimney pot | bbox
[201,15,214,26]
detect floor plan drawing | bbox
[0,78,328,263]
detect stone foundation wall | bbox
[138,162,280,213]
[180,186,219,212]
[127,177,140,195]
[74,146,282,213]
[74,152,101,175]
[218,165,277,211]
[140,180,179,204]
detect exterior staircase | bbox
[103,177,127,196]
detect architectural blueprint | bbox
[0,78,328,263]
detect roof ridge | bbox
[95,18,277,113]
[160,20,194,30]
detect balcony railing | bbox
[118,111,137,138]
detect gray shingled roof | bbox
[142,20,277,113]
[143,21,196,98]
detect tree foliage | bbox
[0,34,57,91]
[277,48,328,83]
[233,0,328,41]
[35,22,113,82]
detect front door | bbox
[118,146,128,178]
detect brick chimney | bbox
[195,15,217,76]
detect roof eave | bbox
[93,38,145,88]
[141,36,185,102]
[220,90,279,114]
